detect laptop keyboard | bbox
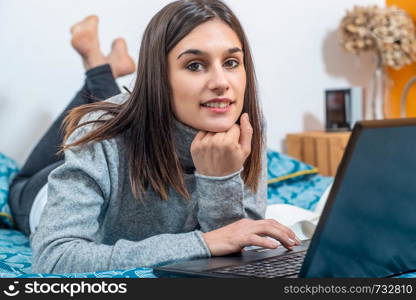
[213,251,306,278]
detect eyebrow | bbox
[176,47,243,59]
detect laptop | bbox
[154,118,416,278]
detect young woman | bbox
[15,0,300,274]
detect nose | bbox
[207,64,230,95]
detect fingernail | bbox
[295,237,301,244]
[271,241,279,248]
[288,238,295,246]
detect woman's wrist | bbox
[194,167,243,180]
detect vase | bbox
[369,52,387,120]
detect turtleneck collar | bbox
[172,118,198,172]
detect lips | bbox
[202,102,231,108]
[200,98,234,113]
[200,98,234,108]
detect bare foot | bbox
[70,15,106,70]
[106,38,136,78]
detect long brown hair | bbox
[61,0,264,201]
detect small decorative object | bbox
[339,5,416,119]
[325,87,363,132]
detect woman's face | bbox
[168,19,246,132]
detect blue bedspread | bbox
[0,151,414,278]
[0,228,157,278]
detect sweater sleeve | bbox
[30,120,210,274]
[195,147,268,232]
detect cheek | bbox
[233,72,247,107]
[171,74,200,102]
[236,75,247,121]
[170,76,202,121]
[240,72,247,97]
[171,75,184,99]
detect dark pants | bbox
[9,64,121,235]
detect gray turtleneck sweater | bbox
[30,93,267,274]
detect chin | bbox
[196,121,236,133]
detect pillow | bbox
[0,153,20,228]
[266,149,333,211]
[267,150,318,184]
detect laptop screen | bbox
[301,122,416,277]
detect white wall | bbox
[0,0,384,166]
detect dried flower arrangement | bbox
[339,5,416,70]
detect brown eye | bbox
[224,60,239,69]
[187,62,204,72]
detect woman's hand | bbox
[191,113,253,177]
[202,219,301,256]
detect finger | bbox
[247,235,280,250]
[191,131,207,152]
[239,113,253,155]
[266,219,301,245]
[225,124,240,144]
[199,132,214,143]
[210,131,227,144]
[193,130,207,142]
[268,221,300,247]
[253,222,296,250]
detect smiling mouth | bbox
[201,102,233,108]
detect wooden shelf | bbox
[285,131,351,177]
